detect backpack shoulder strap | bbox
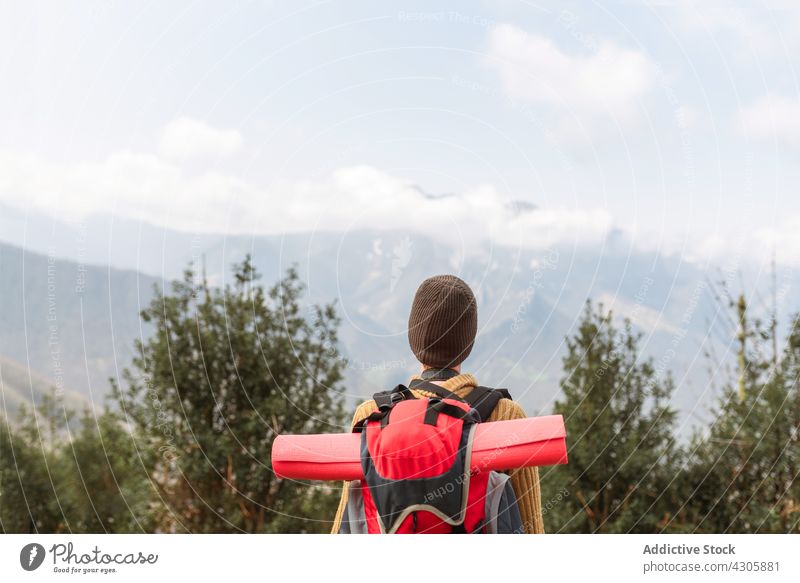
[353,385,416,432]
[371,384,415,409]
[464,386,512,423]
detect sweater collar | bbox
[408,372,478,397]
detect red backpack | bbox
[338,379,523,534]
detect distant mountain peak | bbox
[507,200,538,214]
[409,184,456,200]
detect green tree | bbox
[1,411,61,533]
[1,392,151,533]
[543,301,679,533]
[112,258,346,533]
[676,296,800,533]
[56,407,156,532]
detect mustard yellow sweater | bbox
[331,373,545,534]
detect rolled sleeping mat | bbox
[272,414,567,481]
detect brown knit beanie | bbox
[407,275,478,368]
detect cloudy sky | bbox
[1,0,799,263]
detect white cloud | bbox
[644,0,800,57]
[738,93,800,148]
[680,215,800,266]
[3,118,797,267]
[754,217,800,265]
[0,121,613,253]
[0,149,254,231]
[638,221,800,267]
[485,23,658,136]
[256,166,613,251]
[158,117,243,159]
[674,105,701,130]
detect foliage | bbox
[673,297,800,533]
[4,267,798,534]
[542,301,680,533]
[1,393,151,533]
[2,259,345,533]
[110,258,346,533]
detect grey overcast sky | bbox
[1,0,799,264]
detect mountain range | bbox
[2,205,796,434]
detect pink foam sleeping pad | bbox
[272,414,568,480]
